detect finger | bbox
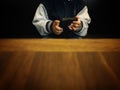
[68,23,80,31]
[56,26,63,31]
[69,22,80,29]
[54,20,60,26]
[55,29,63,35]
[72,21,80,25]
[68,25,73,30]
[53,26,63,35]
[73,24,80,28]
[68,23,75,30]
[72,26,80,31]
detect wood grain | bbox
[0,52,120,90]
[0,39,120,52]
[0,39,120,90]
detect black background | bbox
[1,0,120,38]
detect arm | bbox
[74,6,91,36]
[32,4,53,36]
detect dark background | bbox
[1,0,120,38]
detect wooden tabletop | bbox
[0,39,120,52]
[0,39,120,90]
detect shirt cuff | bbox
[46,21,53,33]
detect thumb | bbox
[75,16,80,21]
[54,20,60,26]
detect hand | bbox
[52,20,63,35]
[68,16,82,31]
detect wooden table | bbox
[0,39,120,90]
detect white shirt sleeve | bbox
[74,6,91,36]
[32,4,53,36]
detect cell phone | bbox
[60,17,77,28]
